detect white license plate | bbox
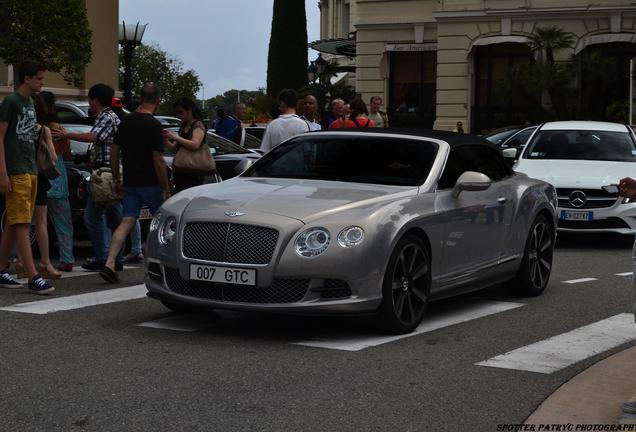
[560,210,593,221]
[189,264,256,286]
[139,208,152,220]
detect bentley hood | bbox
[515,159,636,189]
[180,177,416,223]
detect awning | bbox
[470,35,529,49]
[309,37,356,57]
[575,33,636,54]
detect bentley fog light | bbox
[337,226,365,247]
[295,228,330,258]
[149,211,162,232]
[159,216,177,245]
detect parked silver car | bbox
[145,130,557,333]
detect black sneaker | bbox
[81,260,105,271]
[82,261,123,271]
[0,270,22,288]
[28,276,55,295]
[99,266,119,284]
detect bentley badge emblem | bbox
[224,211,245,217]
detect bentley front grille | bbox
[182,222,279,264]
[164,267,309,304]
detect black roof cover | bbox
[317,128,497,149]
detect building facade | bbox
[313,0,636,133]
[0,0,119,100]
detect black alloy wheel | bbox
[378,235,431,334]
[508,215,554,296]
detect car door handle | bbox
[497,197,507,204]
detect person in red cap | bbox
[111,97,126,121]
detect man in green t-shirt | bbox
[0,60,54,294]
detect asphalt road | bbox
[0,233,634,432]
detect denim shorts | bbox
[122,186,163,218]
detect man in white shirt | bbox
[260,89,310,152]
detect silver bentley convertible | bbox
[145,130,557,334]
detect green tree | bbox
[119,43,201,114]
[528,26,575,66]
[497,26,576,121]
[0,0,92,87]
[266,0,308,103]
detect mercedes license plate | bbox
[189,264,256,286]
[560,210,592,221]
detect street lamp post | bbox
[307,53,330,123]
[118,21,147,110]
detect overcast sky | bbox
[120,0,321,100]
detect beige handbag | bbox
[173,141,216,175]
[36,127,61,180]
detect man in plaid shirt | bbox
[55,84,124,271]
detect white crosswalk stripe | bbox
[10,265,141,283]
[616,272,633,277]
[292,300,525,351]
[476,313,636,374]
[138,314,237,332]
[562,278,598,284]
[0,284,148,314]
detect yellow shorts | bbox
[6,174,37,226]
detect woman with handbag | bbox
[165,97,214,193]
[16,93,61,279]
[40,91,75,272]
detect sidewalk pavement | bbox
[525,345,636,426]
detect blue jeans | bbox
[84,190,123,263]
[129,220,142,256]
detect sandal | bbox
[38,263,62,280]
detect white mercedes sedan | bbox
[510,121,636,234]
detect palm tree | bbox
[528,26,575,65]
[525,26,576,118]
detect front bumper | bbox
[556,203,636,234]
[144,260,382,315]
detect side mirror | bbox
[235,159,254,174]
[452,171,492,198]
[502,148,518,159]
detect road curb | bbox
[525,345,636,425]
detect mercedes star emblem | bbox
[568,190,587,208]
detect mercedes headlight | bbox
[295,227,330,258]
[337,226,365,247]
[158,216,177,245]
[150,211,162,232]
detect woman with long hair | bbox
[16,93,62,279]
[165,97,210,193]
[328,97,375,129]
[39,91,75,272]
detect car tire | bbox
[506,214,554,297]
[378,234,431,334]
[161,300,211,314]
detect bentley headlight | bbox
[295,227,330,258]
[159,216,177,245]
[150,211,162,232]
[337,226,365,247]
